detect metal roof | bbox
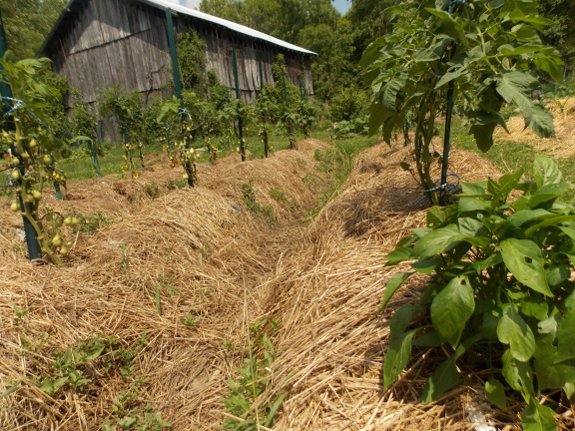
[39,0,316,56]
[141,0,315,55]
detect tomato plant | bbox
[254,85,279,157]
[361,0,562,205]
[156,95,204,186]
[1,55,77,263]
[98,86,146,178]
[381,156,575,431]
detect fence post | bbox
[0,10,41,260]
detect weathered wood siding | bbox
[43,0,314,140]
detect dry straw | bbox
[1,138,568,430]
[494,97,575,159]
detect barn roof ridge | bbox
[38,0,316,57]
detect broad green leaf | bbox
[377,272,414,314]
[421,334,482,404]
[534,359,575,391]
[458,217,485,237]
[508,209,552,227]
[460,181,486,195]
[413,49,440,62]
[430,276,475,347]
[524,214,575,236]
[384,247,413,266]
[485,378,506,409]
[529,183,571,208]
[436,67,468,88]
[424,8,451,19]
[412,224,465,259]
[383,305,416,390]
[534,55,563,83]
[500,45,546,56]
[381,68,408,112]
[493,170,524,206]
[421,355,459,404]
[533,156,563,188]
[497,305,536,361]
[528,104,556,139]
[521,401,557,431]
[557,290,575,361]
[473,253,503,273]
[411,258,437,274]
[546,265,569,287]
[470,122,497,152]
[413,329,442,347]
[458,197,492,214]
[521,295,548,320]
[500,238,553,296]
[502,348,534,397]
[481,310,500,340]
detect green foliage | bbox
[361,0,562,205]
[332,116,369,139]
[380,156,575,431]
[330,86,369,122]
[176,28,208,97]
[222,318,286,431]
[0,0,65,59]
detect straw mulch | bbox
[494,97,575,158]
[2,136,565,431]
[0,142,330,430]
[259,141,530,430]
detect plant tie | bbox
[1,96,53,131]
[412,173,461,206]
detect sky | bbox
[332,0,351,15]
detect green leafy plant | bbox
[361,0,562,205]
[222,318,286,431]
[380,156,575,431]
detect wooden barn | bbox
[38,0,316,139]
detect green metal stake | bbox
[299,79,304,101]
[0,10,41,260]
[165,7,194,186]
[88,140,102,177]
[232,48,245,161]
[49,156,63,200]
[440,80,454,206]
[281,70,293,148]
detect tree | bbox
[0,0,65,59]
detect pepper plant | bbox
[381,156,575,431]
[1,55,77,264]
[361,0,563,205]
